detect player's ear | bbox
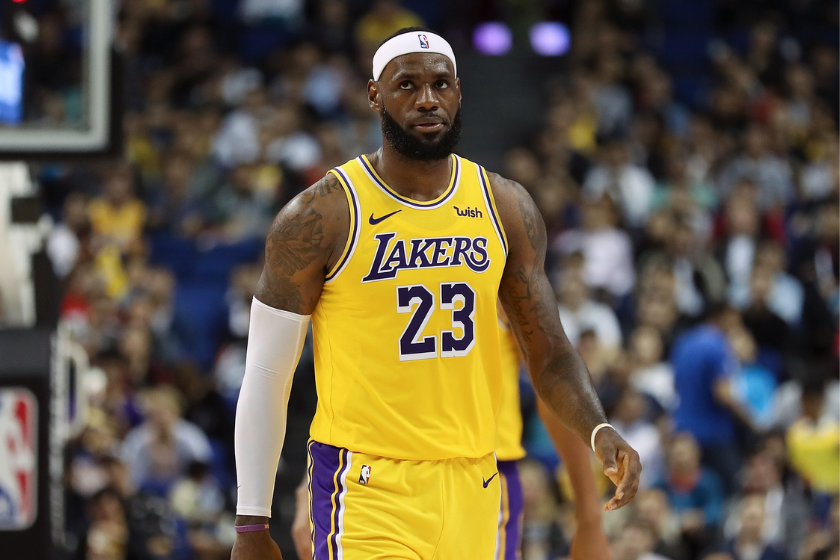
[368,79,382,113]
[456,77,461,107]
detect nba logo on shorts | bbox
[359,464,371,485]
[0,388,37,529]
[418,34,429,49]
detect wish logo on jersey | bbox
[0,388,37,529]
[362,232,490,282]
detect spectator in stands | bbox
[612,520,672,560]
[730,241,804,327]
[212,87,272,167]
[261,101,322,174]
[583,135,655,228]
[83,487,131,560]
[800,131,839,201]
[48,192,91,278]
[786,378,840,495]
[671,304,755,492]
[169,461,225,526]
[721,494,787,560]
[88,166,146,252]
[651,147,716,232]
[656,434,725,531]
[121,387,212,494]
[723,450,810,553]
[591,54,633,139]
[306,0,354,54]
[169,460,230,559]
[635,489,689,560]
[628,325,676,413]
[146,153,206,237]
[741,264,790,356]
[355,0,423,52]
[554,196,636,299]
[717,121,794,211]
[556,268,623,353]
[717,181,762,300]
[207,163,275,240]
[665,214,726,318]
[730,328,776,430]
[772,372,840,430]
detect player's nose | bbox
[415,83,440,110]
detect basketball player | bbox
[232,27,641,560]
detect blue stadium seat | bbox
[191,237,263,285]
[657,0,714,26]
[148,234,197,282]
[658,33,711,66]
[239,24,291,63]
[173,283,228,369]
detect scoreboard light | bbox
[473,22,513,56]
[529,22,571,56]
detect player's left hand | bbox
[593,428,641,511]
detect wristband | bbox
[590,423,615,452]
[235,523,270,533]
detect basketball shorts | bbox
[495,460,524,560]
[307,440,501,560]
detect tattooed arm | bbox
[255,172,350,313]
[232,174,349,560]
[490,173,641,511]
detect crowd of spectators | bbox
[12,0,839,559]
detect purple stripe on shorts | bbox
[498,460,524,560]
[332,448,349,556]
[309,441,345,560]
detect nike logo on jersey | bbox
[369,210,402,225]
[482,472,498,488]
[362,232,491,282]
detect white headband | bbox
[372,31,456,81]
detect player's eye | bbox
[436,80,449,89]
[399,81,413,90]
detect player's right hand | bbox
[231,530,284,560]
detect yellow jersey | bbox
[495,321,526,461]
[787,418,840,493]
[310,154,508,461]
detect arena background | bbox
[0,0,837,559]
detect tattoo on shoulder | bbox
[267,207,325,276]
[301,173,344,204]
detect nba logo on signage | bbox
[418,34,429,49]
[0,389,37,530]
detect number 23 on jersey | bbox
[397,282,476,361]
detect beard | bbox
[381,106,462,161]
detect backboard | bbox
[0,0,118,159]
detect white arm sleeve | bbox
[234,297,310,517]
